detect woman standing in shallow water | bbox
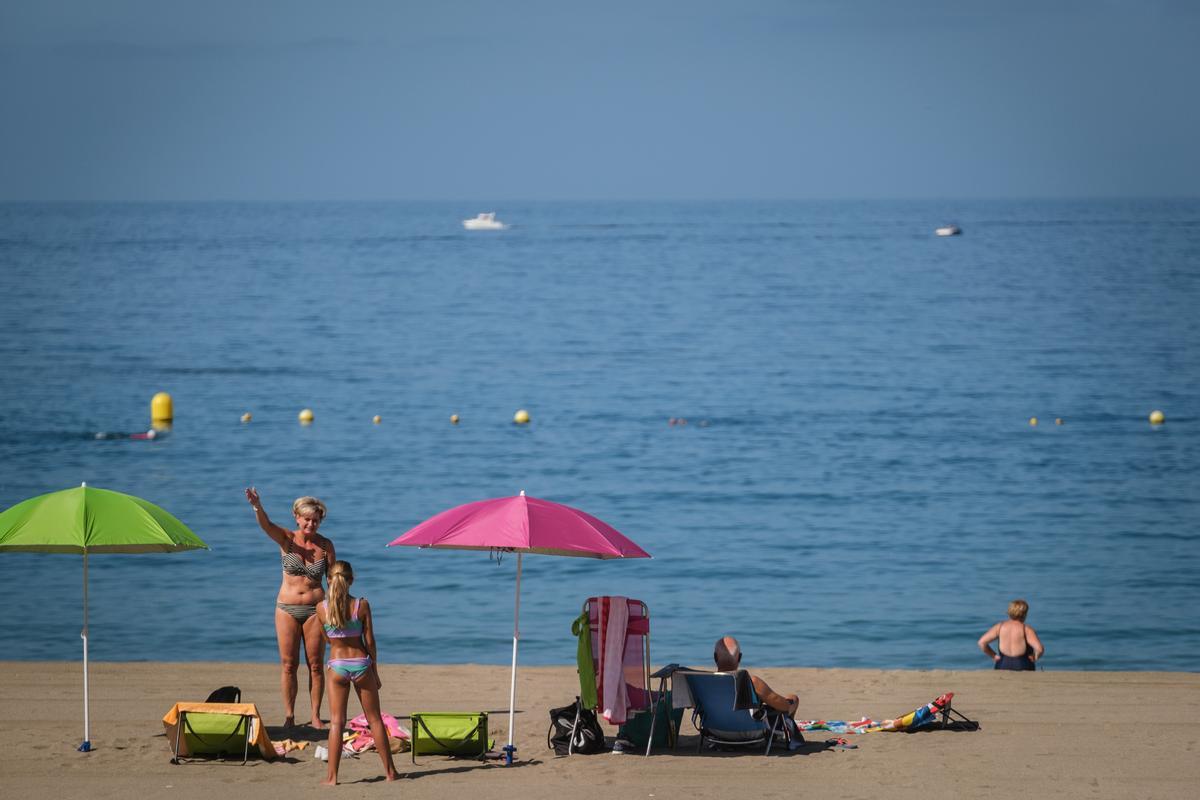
[246,487,336,728]
[978,599,1045,670]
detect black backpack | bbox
[547,698,607,756]
[205,686,241,703]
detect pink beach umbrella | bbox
[387,491,650,764]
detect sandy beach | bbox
[1,662,1196,800]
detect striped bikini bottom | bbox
[276,602,317,622]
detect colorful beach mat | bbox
[797,692,955,734]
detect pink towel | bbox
[348,712,409,740]
[599,596,630,725]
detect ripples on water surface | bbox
[0,200,1197,671]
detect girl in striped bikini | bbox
[246,487,336,729]
[317,561,397,785]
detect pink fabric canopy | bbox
[387,493,650,560]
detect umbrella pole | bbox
[503,552,522,766]
[79,550,91,752]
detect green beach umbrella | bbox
[0,483,209,751]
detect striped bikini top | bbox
[281,540,325,582]
[322,598,363,638]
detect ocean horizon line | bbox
[3,195,1200,206]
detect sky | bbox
[1,0,1198,201]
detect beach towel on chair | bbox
[572,597,653,752]
[572,610,598,710]
[598,596,630,724]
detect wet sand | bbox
[1,662,1197,799]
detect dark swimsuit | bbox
[995,622,1036,671]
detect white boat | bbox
[935,225,962,236]
[463,212,507,231]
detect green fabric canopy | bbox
[0,484,208,554]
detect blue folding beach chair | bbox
[683,671,786,755]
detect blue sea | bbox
[1,200,1197,671]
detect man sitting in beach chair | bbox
[713,636,803,746]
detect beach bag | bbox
[205,686,241,703]
[617,691,684,749]
[409,712,491,762]
[548,698,606,756]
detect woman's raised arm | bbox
[245,487,291,547]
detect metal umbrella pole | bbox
[503,552,522,766]
[79,550,91,752]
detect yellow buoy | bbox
[513,409,531,425]
[1149,410,1165,425]
[372,415,382,424]
[450,414,460,425]
[1029,417,1038,426]
[241,412,252,423]
[151,392,173,422]
[299,408,314,424]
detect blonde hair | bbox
[1008,599,1029,621]
[292,496,327,520]
[326,561,354,629]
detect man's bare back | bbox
[713,635,799,716]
